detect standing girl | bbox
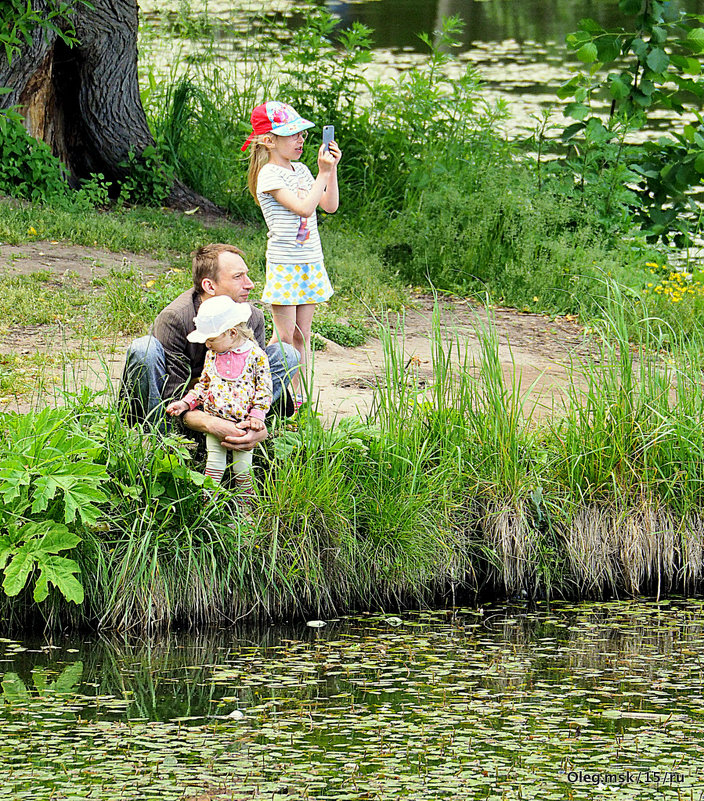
[241,101,341,406]
[165,295,272,504]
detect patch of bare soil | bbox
[0,243,590,419]
[0,241,164,284]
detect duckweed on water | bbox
[1,599,704,799]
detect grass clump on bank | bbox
[2,297,704,632]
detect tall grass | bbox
[546,285,704,597]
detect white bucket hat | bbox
[187,296,250,343]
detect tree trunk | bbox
[0,0,221,214]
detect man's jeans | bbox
[120,335,300,429]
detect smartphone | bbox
[322,125,335,151]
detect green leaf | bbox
[585,118,611,143]
[557,78,580,100]
[32,468,107,524]
[31,475,60,514]
[33,571,48,602]
[33,555,84,604]
[567,31,591,48]
[577,43,598,63]
[694,152,704,173]
[0,537,15,571]
[561,121,586,141]
[639,78,655,96]
[187,470,207,487]
[114,481,141,501]
[632,89,652,107]
[631,38,648,58]
[58,481,107,525]
[579,18,604,33]
[619,0,642,13]
[686,28,704,51]
[650,26,667,45]
[608,74,631,99]
[660,162,675,180]
[596,36,622,63]
[646,48,670,73]
[0,456,31,504]
[564,102,590,120]
[38,525,80,554]
[2,546,35,597]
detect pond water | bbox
[3,598,704,799]
[137,0,704,136]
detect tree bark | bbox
[0,0,221,213]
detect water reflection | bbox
[137,0,704,139]
[2,599,704,723]
[350,0,704,50]
[2,601,704,799]
[141,0,704,51]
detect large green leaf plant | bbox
[0,407,108,604]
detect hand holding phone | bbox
[322,125,335,152]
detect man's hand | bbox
[183,410,267,451]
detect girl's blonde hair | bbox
[247,135,271,205]
[232,321,255,342]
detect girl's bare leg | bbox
[270,303,315,396]
[269,304,297,347]
[292,304,316,397]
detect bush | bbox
[380,157,631,316]
[118,145,174,207]
[144,10,507,222]
[0,109,69,202]
[311,319,367,348]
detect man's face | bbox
[208,251,254,303]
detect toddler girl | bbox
[241,100,341,407]
[166,295,272,501]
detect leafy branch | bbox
[0,0,91,66]
[557,0,704,245]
